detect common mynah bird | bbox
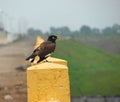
[26,35,57,63]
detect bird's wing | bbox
[32,47,40,55]
[37,41,56,56]
[32,41,56,56]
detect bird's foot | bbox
[45,59,49,62]
[42,59,48,63]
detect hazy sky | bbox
[0,0,120,32]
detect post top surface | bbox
[47,57,67,63]
[28,62,68,70]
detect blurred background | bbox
[0,0,120,102]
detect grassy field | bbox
[53,39,120,96]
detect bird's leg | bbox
[41,59,48,63]
[37,59,41,63]
[45,59,48,62]
[44,54,52,63]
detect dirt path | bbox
[0,36,35,73]
[0,36,35,102]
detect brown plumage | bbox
[26,35,57,63]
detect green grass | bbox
[52,39,120,96]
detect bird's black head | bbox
[47,35,57,43]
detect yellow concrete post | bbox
[27,36,71,102]
[27,62,70,102]
[47,57,67,66]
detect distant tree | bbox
[0,27,4,31]
[112,24,120,34]
[27,28,42,35]
[92,28,100,35]
[50,27,56,34]
[50,26,71,35]
[102,27,113,35]
[34,29,42,35]
[71,30,80,38]
[59,26,71,34]
[80,25,91,34]
[27,28,34,35]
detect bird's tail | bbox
[26,54,36,62]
